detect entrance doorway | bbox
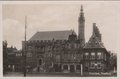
[39,59,42,65]
[54,64,61,72]
[70,65,75,72]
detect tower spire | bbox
[78,5,85,47]
[79,5,85,21]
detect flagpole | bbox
[24,16,27,77]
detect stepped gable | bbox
[93,24,101,36]
[84,33,104,48]
[29,30,75,41]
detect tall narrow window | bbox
[91,52,95,59]
[97,52,102,59]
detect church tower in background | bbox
[78,5,85,46]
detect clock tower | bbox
[78,5,85,46]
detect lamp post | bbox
[24,42,26,77]
[24,16,27,77]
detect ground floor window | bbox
[84,67,88,72]
[90,62,95,69]
[63,65,68,70]
[91,63,95,69]
[84,62,89,71]
[97,62,102,69]
[97,64,101,69]
[90,61,102,70]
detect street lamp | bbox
[24,16,27,77]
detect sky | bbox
[2,1,120,53]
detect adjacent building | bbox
[3,41,8,73]
[3,42,23,73]
[83,23,110,73]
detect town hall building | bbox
[22,5,110,74]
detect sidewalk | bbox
[3,72,117,77]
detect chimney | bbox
[93,23,96,27]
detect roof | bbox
[29,30,75,41]
[84,33,105,48]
